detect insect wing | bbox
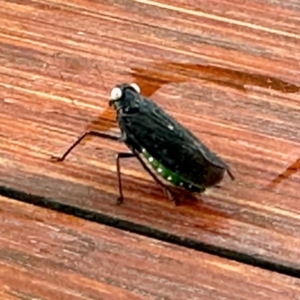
[118,94,231,187]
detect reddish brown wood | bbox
[0,0,300,271]
[0,195,299,300]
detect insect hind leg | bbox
[131,149,178,205]
[116,151,177,205]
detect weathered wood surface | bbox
[0,195,299,300]
[0,0,300,276]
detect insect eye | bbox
[110,87,122,100]
[130,83,141,94]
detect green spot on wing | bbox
[141,149,205,192]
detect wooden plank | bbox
[0,0,300,272]
[0,195,299,300]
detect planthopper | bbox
[51,83,235,204]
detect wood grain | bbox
[0,0,300,273]
[0,195,299,300]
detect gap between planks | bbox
[0,195,300,300]
[1,185,300,280]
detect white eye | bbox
[110,87,122,100]
[130,83,141,94]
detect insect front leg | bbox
[51,130,120,162]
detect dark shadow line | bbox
[0,185,299,279]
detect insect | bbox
[51,83,235,204]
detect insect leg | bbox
[131,149,177,204]
[116,152,135,205]
[226,167,235,181]
[51,130,120,162]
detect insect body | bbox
[51,83,235,204]
[109,83,234,202]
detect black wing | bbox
[118,93,234,187]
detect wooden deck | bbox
[0,0,300,299]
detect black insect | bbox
[51,83,235,204]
